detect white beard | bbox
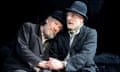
[44,24,55,39]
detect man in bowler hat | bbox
[49,1,97,72]
[3,10,66,72]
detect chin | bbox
[48,35,55,39]
[67,27,71,29]
[68,27,73,30]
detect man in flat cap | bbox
[49,1,97,72]
[3,10,66,72]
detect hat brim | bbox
[66,8,88,20]
[51,15,64,25]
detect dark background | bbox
[1,0,118,55]
[0,0,106,54]
[1,0,120,71]
[1,0,119,67]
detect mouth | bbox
[68,22,73,25]
[50,28,56,34]
[68,23,73,25]
[68,23,72,24]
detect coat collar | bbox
[70,25,86,48]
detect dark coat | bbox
[4,22,51,71]
[49,25,97,72]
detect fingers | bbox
[37,58,64,70]
[37,61,49,68]
[48,57,64,70]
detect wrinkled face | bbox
[67,12,84,31]
[44,16,63,39]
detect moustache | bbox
[67,22,73,24]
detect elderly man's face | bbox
[44,16,63,39]
[66,12,84,31]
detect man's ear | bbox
[81,19,84,23]
[45,16,51,24]
[80,17,84,24]
[45,19,48,24]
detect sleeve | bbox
[49,38,60,59]
[65,29,97,71]
[49,34,68,60]
[16,22,42,68]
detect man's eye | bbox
[55,23,58,25]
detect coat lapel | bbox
[70,25,85,49]
[34,24,43,54]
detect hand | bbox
[37,61,48,69]
[48,57,65,70]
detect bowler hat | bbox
[66,1,88,20]
[51,10,66,27]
